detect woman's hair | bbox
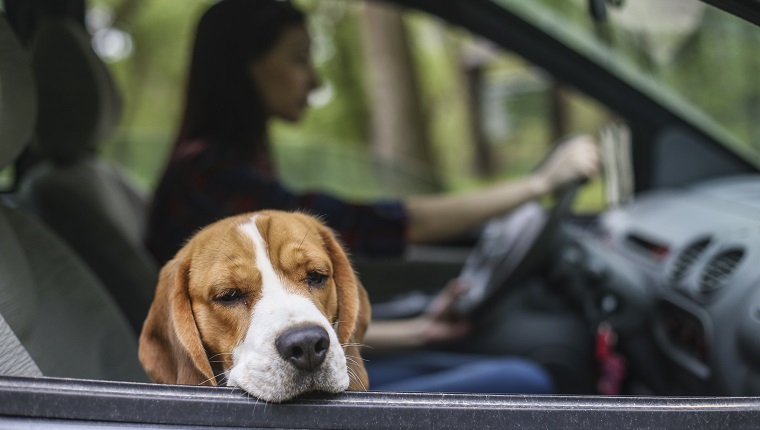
[174,0,305,156]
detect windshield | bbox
[492,0,760,166]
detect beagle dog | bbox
[139,210,370,402]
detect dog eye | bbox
[305,271,328,288]
[215,289,246,304]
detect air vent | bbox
[699,248,745,295]
[670,238,711,282]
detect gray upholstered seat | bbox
[0,312,42,378]
[18,18,158,334]
[0,14,147,382]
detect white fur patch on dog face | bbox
[226,215,349,402]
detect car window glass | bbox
[494,0,760,166]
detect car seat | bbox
[17,17,158,334]
[0,313,43,378]
[0,13,147,382]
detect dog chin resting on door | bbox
[138,210,370,402]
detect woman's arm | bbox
[403,135,599,244]
[364,279,471,350]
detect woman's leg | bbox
[365,352,555,394]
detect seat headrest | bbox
[31,18,123,161]
[0,14,37,170]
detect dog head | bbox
[139,210,370,402]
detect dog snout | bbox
[275,325,330,371]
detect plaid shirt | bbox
[145,141,408,264]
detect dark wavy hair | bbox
[173,0,305,157]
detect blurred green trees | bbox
[91,0,209,188]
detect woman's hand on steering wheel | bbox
[534,134,601,193]
[455,134,601,316]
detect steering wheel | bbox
[455,179,582,316]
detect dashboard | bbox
[560,175,760,396]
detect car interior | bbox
[0,12,146,383]
[18,15,157,334]
[1,0,760,426]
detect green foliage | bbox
[518,0,760,160]
[664,9,760,152]
[405,13,474,191]
[93,0,211,188]
[287,0,369,146]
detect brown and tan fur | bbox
[139,210,370,399]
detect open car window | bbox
[3,0,760,428]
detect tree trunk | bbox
[460,39,497,179]
[359,1,440,191]
[549,80,569,143]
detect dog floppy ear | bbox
[317,223,371,390]
[139,247,216,386]
[345,285,371,390]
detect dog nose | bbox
[275,325,330,371]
